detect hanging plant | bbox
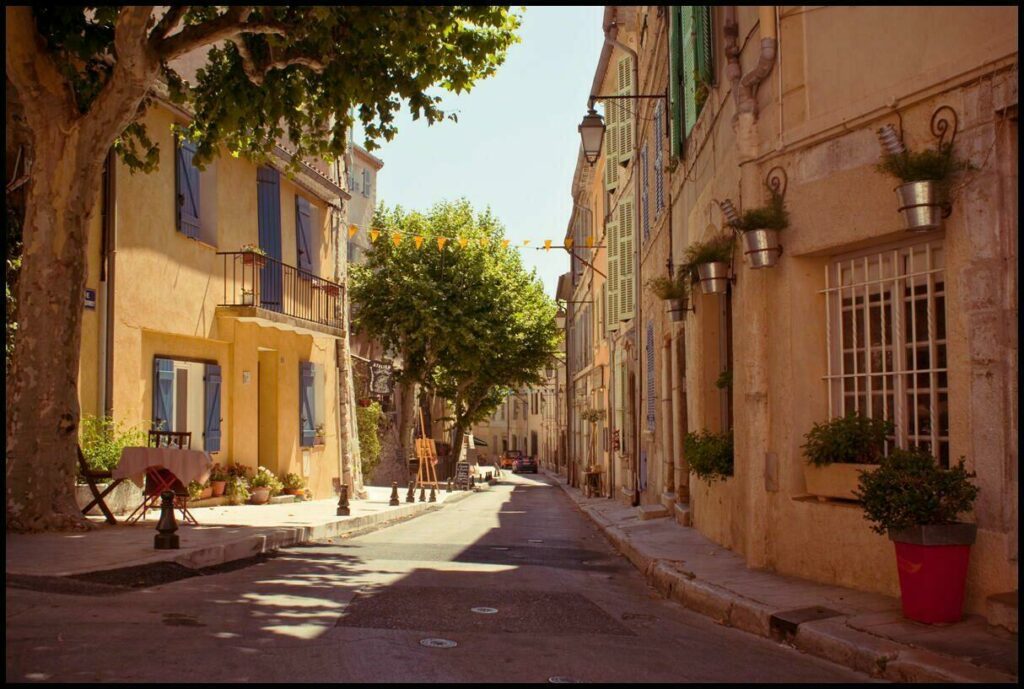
[684,233,734,295]
[647,275,690,321]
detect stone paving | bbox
[544,469,1018,683]
[6,484,476,578]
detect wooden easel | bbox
[414,408,440,491]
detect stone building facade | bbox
[564,5,1017,618]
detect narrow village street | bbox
[6,474,871,683]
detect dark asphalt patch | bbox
[6,554,275,596]
[335,586,635,636]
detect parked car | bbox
[513,455,538,474]
[501,450,522,469]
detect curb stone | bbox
[542,470,1017,684]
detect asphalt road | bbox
[6,472,875,683]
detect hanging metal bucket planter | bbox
[742,229,782,269]
[895,181,943,233]
[696,262,730,295]
[667,299,687,322]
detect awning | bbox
[473,437,488,447]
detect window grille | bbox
[823,239,949,466]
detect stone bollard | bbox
[388,481,400,506]
[406,481,416,503]
[419,485,426,502]
[154,491,180,550]
[429,485,437,503]
[336,484,350,516]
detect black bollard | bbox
[388,481,400,506]
[470,475,475,490]
[446,478,453,494]
[154,491,180,550]
[418,485,426,502]
[336,484,350,516]
[429,485,437,502]
[406,481,416,503]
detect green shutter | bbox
[603,97,620,191]
[606,217,620,333]
[681,6,698,139]
[618,198,635,322]
[616,55,634,164]
[668,6,684,159]
[695,6,714,86]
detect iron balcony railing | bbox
[218,251,344,331]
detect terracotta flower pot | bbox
[285,488,305,497]
[888,523,976,624]
[210,480,227,497]
[200,486,213,500]
[802,462,878,501]
[250,487,271,504]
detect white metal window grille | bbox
[823,239,949,466]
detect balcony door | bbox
[257,166,282,310]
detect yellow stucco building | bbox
[565,6,1017,622]
[78,100,359,499]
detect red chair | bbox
[125,431,197,524]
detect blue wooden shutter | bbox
[646,321,656,432]
[152,358,174,430]
[203,363,222,452]
[295,196,313,273]
[299,361,316,447]
[176,139,201,238]
[257,167,282,308]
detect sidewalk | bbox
[6,484,481,578]
[544,470,1017,684]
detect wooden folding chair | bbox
[77,446,125,525]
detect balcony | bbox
[217,252,345,338]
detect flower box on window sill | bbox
[803,462,878,501]
[313,435,325,446]
[241,250,268,268]
[241,290,255,306]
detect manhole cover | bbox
[470,607,498,614]
[419,638,458,649]
[548,676,584,683]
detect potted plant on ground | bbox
[684,429,733,482]
[726,188,789,269]
[249,466,283,504]
[855,448,979,624]
[187,480,213,501]
[684,234,735,295]
[875,122,970,232]
[209,463,228,497]
[801,412,893,501]
[240,243,268,267]
[224,474,250,506]
[647,275,690,322]
[281,473,306,497]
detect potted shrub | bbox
[281,473,306,497]
[855,448,979,624]
[241,288,255,306]
[875,124,970,232]
[209,463,228,497]
[684,234,734,295]
[727,189,788,269]
[647,275,690,322]
[683,429,733,482]
[250,466,283,504]
[314,424,326,445]
[801,412,893,501]
[187,480,213,501]
[224,474,250,506]
[240,243,268,267]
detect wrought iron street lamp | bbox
[578,108,606,165]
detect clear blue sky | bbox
[355,6,605,298]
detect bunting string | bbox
[343,221,604,252]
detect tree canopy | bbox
[350,200,561,454]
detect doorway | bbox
[258,350,279,474]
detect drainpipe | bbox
[605,23,643,507]
[727,6,778,118]
[101,149,117,416]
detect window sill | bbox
[177,232,217,252]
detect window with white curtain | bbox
[823,238,949,466]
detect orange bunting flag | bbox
[522,239,531,247]
[565,237,574,249]
[437,236,448,250]
[369,229,381,243]
[458,237,469,249]
[391,233,402,246]
[501,239,511,249]
[414,235,424,249]
[544,239,553,252]
[348,224,359,239]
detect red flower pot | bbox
[210,480,227,497]
[889,523,976,624]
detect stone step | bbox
[986,591,1018,634]
[637,504,670,520]
[674,502,691,527]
